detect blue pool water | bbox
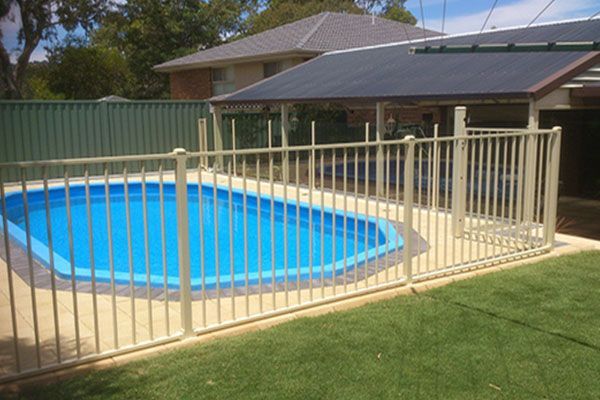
[1,183,402,289]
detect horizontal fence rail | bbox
[0,122,561,383]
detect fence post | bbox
[173,148,193,338]
[403,136,415,282]
[523,101,539,225]
[451,106,467,238]
[544,127,562,247]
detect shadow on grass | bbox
[421,292,600,352]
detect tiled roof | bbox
[154,12,439,71]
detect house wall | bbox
[170,68,212,99]
[169,57,308,100]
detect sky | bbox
[1,0,599,62]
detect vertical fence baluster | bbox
[104,163,118,349]
[363,123,370,287]
[283,152,289,307]
[197,159,207,327]
[255,157,263,313]
[21,167,42,366]
[141,162,153,340]
[123,164,136,344]
[320,149,325,298]
[84,165,101,352]
[243,156,250,316]
[394,145,401,279]
[295,152,301,304]
[384,145,391,283]
[268,121,276,309]
[42,167,61,362]
[308,131,314,301]
[492,138,501,259]
[227,161,235,320]
[343,147,348,292]
[354,147,360,290]
[331,149,337,293]
[212,161,222,324]
[159,162,170,335]
[63,167,80,359]
[416,143,422,274]
[0,173,21,372]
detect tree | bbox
[94,0,259,99]
[246,0,362,35]
[382,0,416,25]
[0,0,109,99]
[44,40,131,99]
[246,0,416,35]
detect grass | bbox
[18,251,600,399]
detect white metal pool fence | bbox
[0,116,561,383]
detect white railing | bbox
[0,122,561,383]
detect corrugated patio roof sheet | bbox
[214,18,600,104]
[431,17,600,46]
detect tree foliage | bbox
[382,0,416,25]
[246,0,416,35]
[246,0,362,35]
[44,39,131,99]
[93,0,259,99]
[0,0,109,98]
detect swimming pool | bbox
[1,182,403,290]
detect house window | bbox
[263,62,283,78]
[211,66,235,96]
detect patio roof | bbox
[211,18,600,105]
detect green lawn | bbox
[19,251,600,399]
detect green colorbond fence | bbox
[0,100,211,181]
[0,100,211,161]
[0,101,366,181]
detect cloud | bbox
[426,0,597,33]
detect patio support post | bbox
[375,102,386,196]
[523,99,539,226]
[211,105,224,169]
[281,103,290,184]
[451,106,467,237]
[173,148,194,338]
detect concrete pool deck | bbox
[1,169,599,390]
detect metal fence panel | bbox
[0,118,561,384]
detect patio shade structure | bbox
[208,17,600,195]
